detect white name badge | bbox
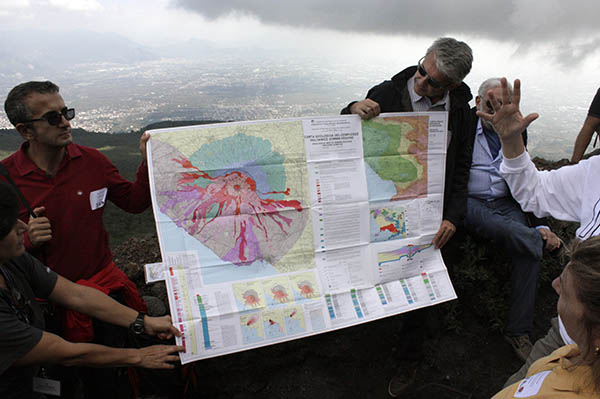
[33,376,61,396]
[514,370,551,397]
[89,187,108,210]
[145,262,166,283]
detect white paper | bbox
[89,187,107,210]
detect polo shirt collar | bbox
[13,142,82,177]
[407,75,450,110]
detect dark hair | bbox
[4,81,60,126]
[568,236,600,392]
[0,181,19,240]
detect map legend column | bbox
[196,295,212,349]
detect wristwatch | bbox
[130,312,146,334]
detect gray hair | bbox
[478,78,513,100]
[4,81,60,126]
[426,37,473,85]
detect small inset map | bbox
[262,277,293,306]
[233,281,266,311]
[362,116,429,201]
[370,206,408,242]
[289,272,320,302]
[283,305,306,335]
[240,311,264,344]
[262,309,286,340]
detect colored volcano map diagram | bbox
[362,116,429,202]
[377,244,433,267]
[150,121,316,284]
[369,205,408,242]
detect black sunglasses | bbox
[417,57,449,89]
[24,107,75,126]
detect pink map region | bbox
[158,154,308,267]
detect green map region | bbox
[362,116,429,201]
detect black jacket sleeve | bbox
[442,107,475,226]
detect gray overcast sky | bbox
[1,1,598,103]
[169,0,600,67]
[1,0,598,83]
[2,1,599,52]
[172,0,599,44]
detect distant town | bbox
[0,30,591,161]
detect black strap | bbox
[0,163,48,265]
[0,163,36,218]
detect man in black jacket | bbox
[342,37,473,250]
[341,37,473,397]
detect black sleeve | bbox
[588,88,600,118]
[21,254,58,299]
[442,108,476,226]
[341,101,356,114]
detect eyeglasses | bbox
[24,107,75,126]
[417,57,450,89]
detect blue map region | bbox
[241,325,263,345]
[365,163,397,202]
[156,216,278,285]
[264,321,286,340]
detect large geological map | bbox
[150,121,315,284]
[147,113,455,364]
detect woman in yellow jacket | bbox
[493,237,600,398]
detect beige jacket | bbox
[493,344,597,398]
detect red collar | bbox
[12,142,82,176]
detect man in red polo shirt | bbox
[1,81,150,398]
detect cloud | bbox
[0,0,30,15]
[48,0,102,12]
[170,0,600,44]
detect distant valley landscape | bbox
[0,29,594,162]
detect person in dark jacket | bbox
[342,37,473,251]
[341,37,473,398]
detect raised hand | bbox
[139,131,150,161]
[476,78,539,159]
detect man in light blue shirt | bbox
[464,78,561,362]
